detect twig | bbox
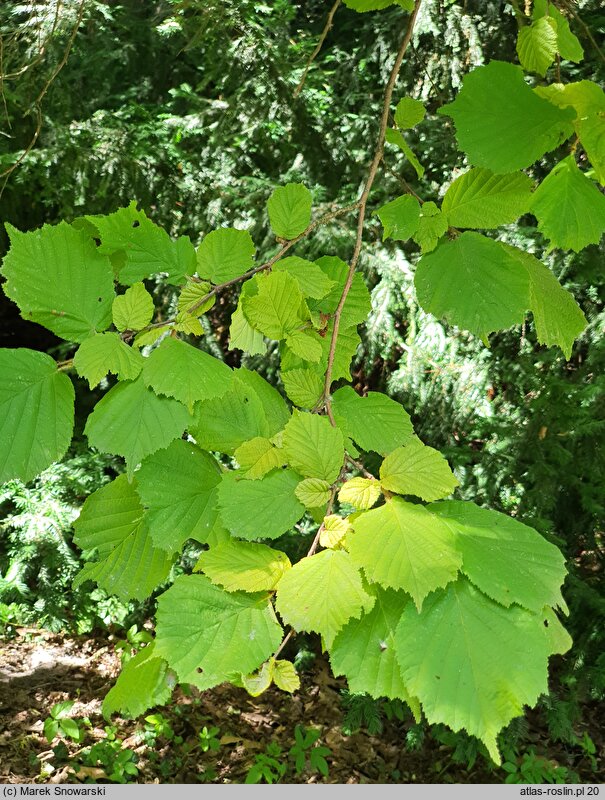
[306,483,340,559]
[322,0,423,423]
[508,0,527,25]
[345,454,375,480]
[0,0,62,81]
[293,0,341,98]
[381,157,424,202]
[0,36,10,129]
[271,629,294,661]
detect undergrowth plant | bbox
[44,701,85,745]
[1,0,603,766]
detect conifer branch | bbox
[293,0,342,98]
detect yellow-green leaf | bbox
[338,477,381,510]
[273,659,300,693]
[319,514,351,549]
[241,660,274,697]
[196,541,291,592]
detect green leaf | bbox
[575,123,605,188]
[438,61,575,172]
[521,252,586,359]
[44,718,59,743]
[155,575,283,688]
[276,549,374,648]
[332,386,414,455]
[112,282,155,332]
[331,586,420,713]
[136,439,222,553]
[338,477,381,510]
[235,367,290,435]
[273,659,300,693]
[3,222,115,342]
[285,330,323,363]
[73,475,173,601]
[177,279,215,317]
[86,202,195,285]
[412,201,447,253]
[192,376,270,454]
[51,701,75,720]
[394,578,571,763]
[0,349,74,484]
[73,332,144,388]
[385,129,425,178]
[59,717,81,740]
[234,437,286,480]
[217,469,305,540]
[229,277,267,356]
[196,541,291,592]
[196,228,255,284]
[267,183,312,239]
[375,195,421,241]
[142,337,233,411]
[282,369,323,409]
[174,310,204,336]
[133,324,170,349]
[516,16,557,77]
[394,97,426,130]
[342,0,413,12]
[547,5,583,63]
[229,299,267,355]
[243,271,305,340]
[380,440,459,501]
[310,256,371,329]
[84,374,190,477]
[530,156,605,252]
[417,232,584,354]
[430,500,567,613]
[102,644,172,720]
[539,81,605,186]
[295,478,331,508]
[442,169,535,229]
[348,497,462,608]
[415,232,530,337]
[273,256,336,299]
[281,326,359,390]
[282,410,344,483]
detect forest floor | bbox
[0,629,602,785]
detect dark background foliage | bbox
[0,0,603,776]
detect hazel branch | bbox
[121,200,360,342]
[322,0,423,424]
[185,200,360,316]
